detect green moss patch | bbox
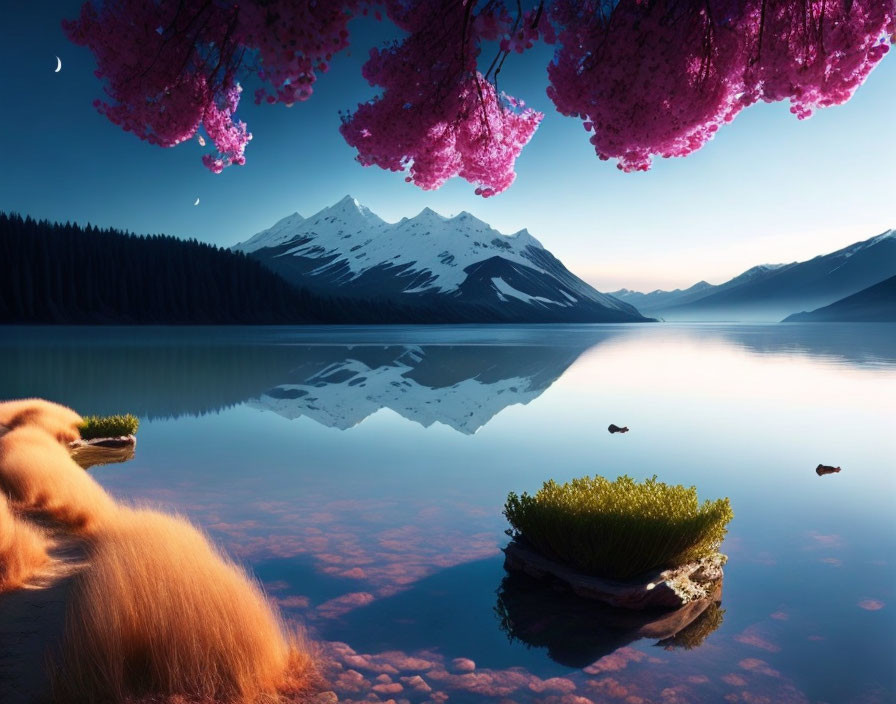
[79,414,139,440]
[504,475,732,580]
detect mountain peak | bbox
[318,195,385,225]
[335,194,359,208]
[414,206,446,221]
[510,227,544,249]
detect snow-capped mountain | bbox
[233,196,650,323]
[611,229,896,322]
[248,343,588,434]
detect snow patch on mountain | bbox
[492,277,563,306]
[236,212,307,253]
[235,195,552,294]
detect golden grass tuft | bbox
[0,426,118,534]
[0,398,319,701]
[0,491,51,591]
[52,507,318,704]
[0,398,83,445]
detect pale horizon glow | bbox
[576,221,895,292]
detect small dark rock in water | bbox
[608,424,629,434]
[816,464,841,476]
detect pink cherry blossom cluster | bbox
[547,0,894,171]
[739,0,893,119]
[64,0,363,174]
[65,0,894,189]
[64,0,250,173]
[340,1,543,196]
[201,83,251,173]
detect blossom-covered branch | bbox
[64,0,895,193]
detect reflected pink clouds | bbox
[738,659,781,678]
[401,675,432,693]
[326,642,439,676]
[533,696,594,704]
[193,491,505,613]
[586,676,630,698]
[734,626,782,653]
[857,599,885,611]
[806,531,845,549]
[722,674,748,686]
[425,667,534,697]
[371,681,403,695]
[659,685,693,704]
[223,496,499,590]
[583,647,646,674]
[769,611,788,621]
[318,637,818,704]
[527,677,578,694]
[333,668,370,693]
[450,658,476,673]
[316,592,376,620]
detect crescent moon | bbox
[55,56,62,73]
[194,198,200,206]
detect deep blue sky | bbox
[1,2,894,290]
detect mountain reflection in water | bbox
[1,323,893,432]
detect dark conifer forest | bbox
[0,213,492,324]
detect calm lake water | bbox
[2,323,895,704]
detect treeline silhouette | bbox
[0,213,495,324]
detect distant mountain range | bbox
[233,196,650,324]
[783,274,896,322]
[611,230,895,322]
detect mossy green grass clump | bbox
[504,475,733,580]
[78,414,139,440]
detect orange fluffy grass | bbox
[51,507,318,704]
[0,491,50,591]
[0,426,117,534]
[0,398,83,445]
